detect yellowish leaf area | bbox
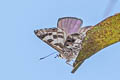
[72,13,120,73]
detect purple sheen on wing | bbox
[63,18,67,32]
[62,19,65,29]
[66,19,73,34]
[70,20,82,34]
[58,17,83,35]
[65,18,68,31]
[68,19,77,34]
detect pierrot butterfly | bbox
[34,17,92,66]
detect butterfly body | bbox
[34,17,92,66]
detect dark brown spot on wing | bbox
[39,34,48,39]
[57,32,64,34]
[71,33,80,36]
[64,36,76,46]
[53,35,57,39]
[64,43,69,46]
[48,33,52,35]
[58,35,64,38]
[66,38,75,43]
[34,30,38,34]
[54,43,64,48]
[47,39,53,43]
[52,28,57,32]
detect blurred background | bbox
[0,0,120,80]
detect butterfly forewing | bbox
[34,28,67,52]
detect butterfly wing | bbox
[57,17,83,35]
[64,26,92,58]
[34,17,82,53]
[34,28,67,53]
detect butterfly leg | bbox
[66,60,73,67]
[54,54,59,58]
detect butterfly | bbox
[34,17,92,66]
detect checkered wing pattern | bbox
[34,17,83,53]
[34,28,67,53]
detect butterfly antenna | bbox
[40,52,57,60]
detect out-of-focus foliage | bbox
[104,0,118,17]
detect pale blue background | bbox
[0,0,120,80]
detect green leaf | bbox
[72,13,120,73]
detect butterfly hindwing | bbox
[57,17,83,35]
